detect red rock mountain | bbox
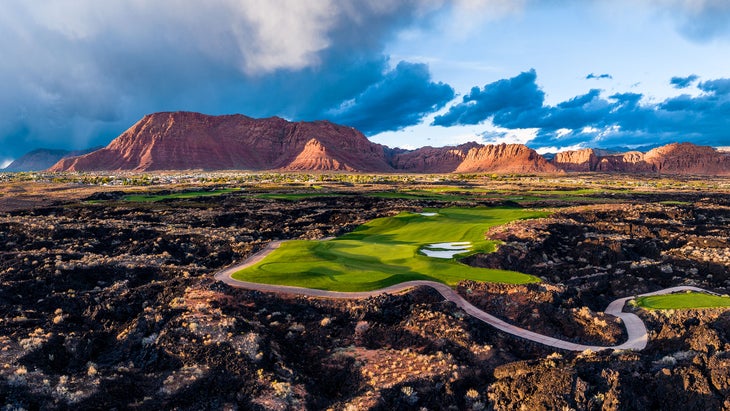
[389,142,559,173]
[48,112,559,173]
[49,112,393,172]
[48,112,729,175]
[551,148,599,172]
[552,143,730,175]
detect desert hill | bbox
[387,142,559,174]
[552,143,730,175]
[45,111,730,175]
[3,147,100,172]
[48,112,557,174]
[49,112,392,172]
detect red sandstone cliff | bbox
[551,148,599,172]
[49,112,560,174]
[48,112,730,175]
[455,144,560,173]
[643,143,730,175]
[554,143,730,175]
[389,143,559,173]
[49,112,393,172]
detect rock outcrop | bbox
[554,143,730,175]
[643,142,730,175]
[49,112,393,172]
[551,148,599,172]
[455,143,560,173]
[48,112,560,174]
[47,111,730,175]
[389,142,559,173]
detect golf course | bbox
[232,207,549,291]
[635,292,730,309]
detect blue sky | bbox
[2,0,730,165]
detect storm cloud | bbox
[2,0,730,161]
[326,62,454,135]
[435,70,730,149]
[0,0,469,159]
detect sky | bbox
[2,0,730,166]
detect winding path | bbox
[215,241,716,352]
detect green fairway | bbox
[254,192,348,201]
[123,188,239,202]
[635,292,730,309]
[232,207,548,291]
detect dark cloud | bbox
[437,69,730,149]
[699,78,730,95]
[325,62,454,135]
[0,1,455,160]
[586,73,612,80]
[670,74,699,89]
[433,69,544,127]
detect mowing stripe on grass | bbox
[232,207,548,291]
[635,292,730,309]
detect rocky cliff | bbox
[48,112,560,174]
[49,112,393,172]
[390,142,559,174]
[455,143,560,173]
[553,143,730,175]
[47,111,730,175]
[551,148,599,172]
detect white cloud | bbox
[534,144,585,155]
[481,126,539,145]
[16,0,339,75]
[435,0,527,38]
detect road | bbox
[214,240,715,352]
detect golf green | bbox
[232,207,548,291]
[635,292,730,309]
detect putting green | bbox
[232,207,548,291]
[635,292,730,309]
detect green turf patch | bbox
[635,292,730,310]
[658,200,691,206]
[254,192,348,201]
[123,188,239,202]
[233,207,548,291]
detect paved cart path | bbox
[215,240,716,352]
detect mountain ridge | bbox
[41,112,730,175]
[3,147,101,172]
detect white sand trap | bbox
[428,242,470,249]
[420,212,438,216]
[421,242,471,258]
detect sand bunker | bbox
[420,242,471,258]
[420,212,438,217]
